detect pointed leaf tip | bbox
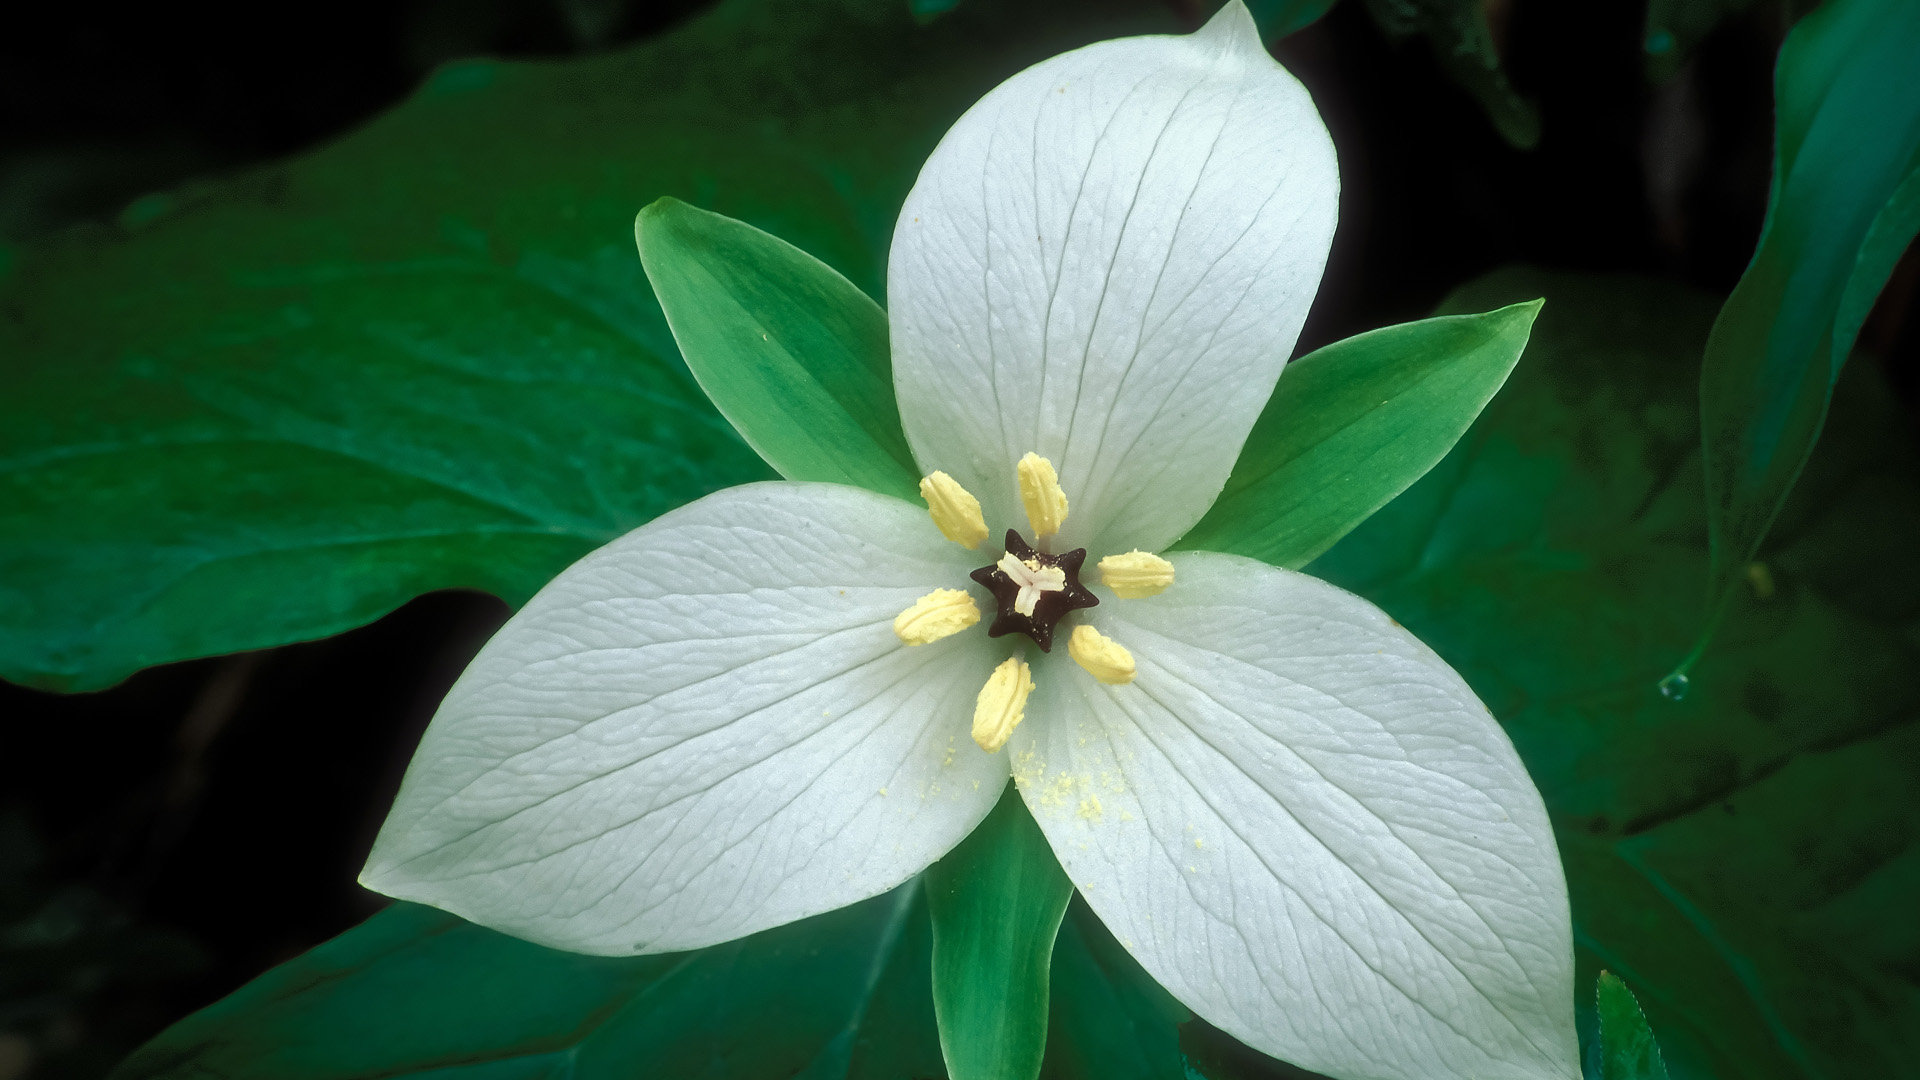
[1596,970,1671,1080]
[1198,0,1268,59]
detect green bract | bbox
[1597,972,1671,1080]
[1180,300,1540,568]
[636,200,918,500]
[924,784,1074,1080]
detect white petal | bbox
[888,1,1338,555]
[362,482,1008,956]
[1013,552,1576,1080]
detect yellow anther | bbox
[1098,550,1175,598]
[893,588,981,646]
[972,656,1035,753]
[1016,452,1069,538]
[1068,624,1136,685]
[919,471,989,549]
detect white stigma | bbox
[996,552,1065,617]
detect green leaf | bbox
[1246,0,1342,39]
[112,888,943,1080]
[1358,0,1540,148]
[1043,900,1191,1080]
[1178,300,1539,569]
[927,784,1075,1080]
[1697,0,1920,655]
[635,197,918,501]
[1596,971,1672,1080]
[1313,267,1920,1078]
[0,0,1173,692]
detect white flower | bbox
[360,5,1577,1079]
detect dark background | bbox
[0,1,1908,1076]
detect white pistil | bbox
[997,552,1065,616]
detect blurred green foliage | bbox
[1640,0,1760,81]
[1696,0,1920,657]
[1358,0,1538,147]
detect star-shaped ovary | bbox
[969,530,1098,653]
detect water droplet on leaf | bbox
[1658,671,1690,701]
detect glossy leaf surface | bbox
[926,784,1074,1080]
[1246,0,1341,38]
[1698,0,1920,647]
[113,890,942,1080]
[1180,300,1538,567]
[0,0,1171,691]
[635,198,917,500]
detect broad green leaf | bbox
[1043,900,1191,1080]
[635,198,918,501]
[1246,0,1341,38]
[1358,0,1539,147]
[111,888,942,1080]
[1597,971,1672,1080]
[1314,267,1920,1078]
[1697,0,1920,655]
[926,784,1074,1080]
[1178,300,1538,568]
[1046,898,1330,1080]
[0,0,1172,692]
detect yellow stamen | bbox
[1016,452,1069,538]
[893,588,981,645]
[1098,550,1175,598]
[972,656,1035,752]
[919,471,989,549]
[1068,625,1136,685]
